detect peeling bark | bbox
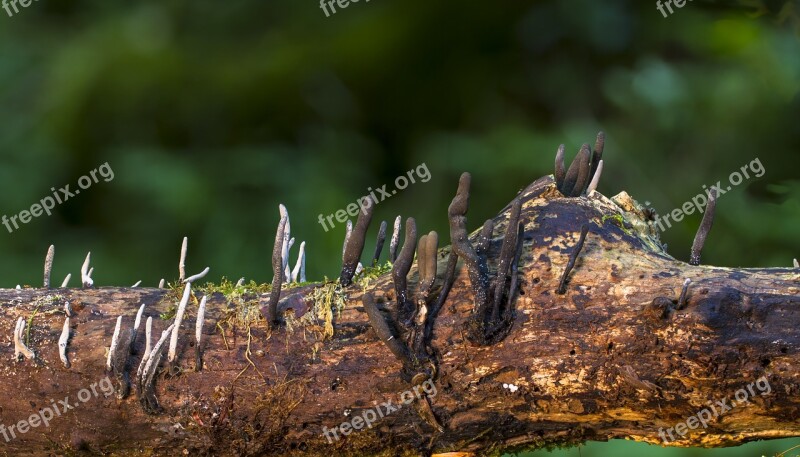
[0,175,798,456]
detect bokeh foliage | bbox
[0,0,798,455]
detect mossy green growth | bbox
[601,213,633,236]
[356,261,392,291]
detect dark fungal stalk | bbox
[690,187,718,266]
[447,173,490,319]
[264,215,288,325]
[43,244,54,289]
[361,292,413,372]
[490,198,522,322]
[556,224,590,294]
[392,217,417,324]
[410,231,438,357]
[372,220,387,265]
[340,197,375,286]
[389,215,402,263]
[554,144,566,187]
[591,131,605,178]
[111,328,134,399]
[475,219,495,257]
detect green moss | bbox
[601,213,634,236]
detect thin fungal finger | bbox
[690,188,717,266]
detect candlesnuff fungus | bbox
[81,252,93,288]
[372,220,387,265]
[342,220,352,258]
[340,196,375,287]
[111,327,134,399]
[554,132,605,197]
[107,316,122,371]
[139,323,175,414]
[183,267,210,284]
[291,241,306,283]
[447,172,490,318]
[131,280,142,288]
[362,290,442,431]
[44,244,54,289]
[556,224,590,295]
[64,300,73,317]
[446,172,528,345]
[677,278,691,310]
[587,159,604,195]
[591,131,605,178]
[158,278,165,288]
[61,273,71,288]
[265,215,288,325]
[168,283,192,363]
[195,295,206,372]
[690,187,718,266]
[392,217,417,324]
[280,204,292,277]
[389,215,402,263]
[58,316,70,368]
[14,316,35,361]
[235,277,245,287]
[794,258,798,268]
[284,237,295,280]
[132,303,145,348]
[179,236,188,282]
[136,316,153,382]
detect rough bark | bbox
[0,175,798,456]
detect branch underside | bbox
[0,175,798,456]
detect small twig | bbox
[556,225,590,294]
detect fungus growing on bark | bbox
[677,278,691,310]
[14,317,35,361]
[58,316,70,368]
[179,236,188,282]
[168,283,192,363]
[107,316,122,371]
[81,252,93,288]
[372,220,387,265]
[392,217,417,323]
[556,224,590,295]
[291,241,306,283]
[587,159,604,195]
[690,187,718,266]
[131,280,142,288]
[389,215,402,262]
[138,323,175,414]
[195,295,206,372]
[61,274,71,288]
[340,197,375,287]
[158,279,165,288]
[183,267,210,284]
[43,244,54,289]
[265,215,288,325]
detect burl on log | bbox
[0,151,798,456]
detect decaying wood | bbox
[0,175,798,457]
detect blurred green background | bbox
[0,0,798,455]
